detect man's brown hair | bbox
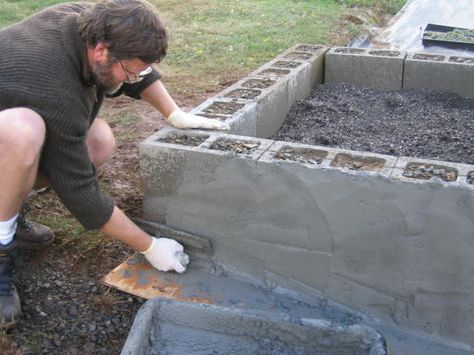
[78,0,167,63]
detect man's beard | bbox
[92,59,121,92]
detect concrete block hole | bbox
[334,47,365,54]
[294,44,323,53]
[257,68,290,77]
[209,137,260,155]
[449,56,474,64]
[273,60,303,69]
[223,88,262,100]
[273,146,328,165]
[467,171,474,184]
[368,50,401,57]
[330,153,386,171]
[284,52,313,60]
[241,78,276,89]
[202,101,245,115]
[412,53,445,61]
[157,132,209,147]
[402,162,458,182]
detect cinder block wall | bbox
[325,47,405,91]
[403,52,474,99]
[140,46,474,351]
[141,129,474,349]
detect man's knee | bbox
[0,108,46,160]
[86,119,116,168]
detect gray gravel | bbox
[270,83,474,165]
[4,234,143,354]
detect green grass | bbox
[154,0,346,93]
[0,0,406,95]
[0,0,66,27]
[335,0,406,14]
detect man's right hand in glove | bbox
[167,109,230,130]
[141,237,190,273]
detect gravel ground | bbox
[271,83,474,165]
[4,237,143,354]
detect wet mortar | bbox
[270,83,474,167]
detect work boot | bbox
[15,204,55,249]
[0,240,21,328]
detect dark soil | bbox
[271,83,474,165]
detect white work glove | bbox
[167,109,230,130]
[141,237,190,273]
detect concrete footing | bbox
[121,298,388,355]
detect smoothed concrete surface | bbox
[137,38,474,353]
[141,132,474,352]
[121,298,388,355]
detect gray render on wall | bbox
[140,135,474,349]
[139,45,474,352]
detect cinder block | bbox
[392,156,471,185]
[403,52,474,99]
[277,44,329,88]
[191,98,257,136]
[325,47,405,91]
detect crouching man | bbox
[0,0,229,327]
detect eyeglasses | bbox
[119,60,153,84]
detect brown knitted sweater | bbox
[0,2,161,229]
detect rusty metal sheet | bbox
[102,253,213,303]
